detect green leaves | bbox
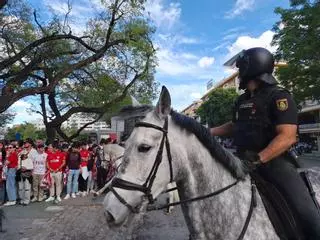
[273,0,320,103]
[0,112,15,128]
[5,122,46,140]
[197,88,238,127]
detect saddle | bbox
[251,172,305,240]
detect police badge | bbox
[276,99,288,111]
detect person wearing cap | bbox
[209,47,320,238]
[31,144,47,202]
[45,143,65,202]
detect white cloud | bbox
[45,0,90,16]
[190,92,202,99]
[198,57,215,68]
[180,53,198,60]
[164,84,206,111]
[213,42,230,51]
[176,36,199,44]
[156,48,195,76]
[158,34,199,45]
[9,100,39,125]
[156,47,215,80]
[145,0,181,29]
[225,0,255,19]
[12,100,31,108]
[226,30,276,59]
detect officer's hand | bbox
[242,151,262,172]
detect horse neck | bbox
[172,130,236,194]
[171,128,252,238]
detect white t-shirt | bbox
[18,148,37,170]
[33,152,47,175]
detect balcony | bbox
[299,123,320,133]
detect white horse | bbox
[103,86,279,240]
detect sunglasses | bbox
[8,146,13,149]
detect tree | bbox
[5,122,46,140]
[0,0,157,141]
[197,88,238,127]
[0,0,157,114]
[0,111,15,128]
[272,0,320,103]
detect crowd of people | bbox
[0,137,116,206]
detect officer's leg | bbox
[258,155,320,239]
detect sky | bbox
[9,0,291,125]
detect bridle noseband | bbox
[109,117,174,213]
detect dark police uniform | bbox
[233,85,320,239]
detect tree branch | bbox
[40,93,48,125]
[47,54,151,127]
[57,113,104,141]
[63,0,72,34]
[0,34,98,71]
[48,91,61,118]
[33,10,46,34]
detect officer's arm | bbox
[209,121,234,137]
[258,124,297,163]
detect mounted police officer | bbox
[210,47,320,239]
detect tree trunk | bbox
[45,125,56,143]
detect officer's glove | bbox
[242,151,262,172]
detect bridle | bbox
[108,116,257,239]
[109,117,173,213]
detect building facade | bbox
[63,113,110,132]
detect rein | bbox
[147,180,240,211]
[108,117,257,239]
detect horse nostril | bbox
[105,210,115,224]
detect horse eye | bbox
[138,144,151,153]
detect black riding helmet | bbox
[236,47,277,89]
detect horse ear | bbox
[155,86,171,119]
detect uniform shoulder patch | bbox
[276,98,288,111]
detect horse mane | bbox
[116,105,245,179]
[170,110,246,179]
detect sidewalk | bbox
[1,195,109,240]
[0,194,188,240]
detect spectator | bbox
[64,142,81,200]
[61,144,69,171]
[46,143,65,202]
[31,144,47,202]
[4,144,18,206]
[61,143,69,188]
[17,142,34,206]
[87,144,97,194]
[0,141,7,205]
[79,142,89,197]
[96,139,107,189]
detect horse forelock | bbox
[169,110,246,179]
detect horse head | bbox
[103,86,178,226]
